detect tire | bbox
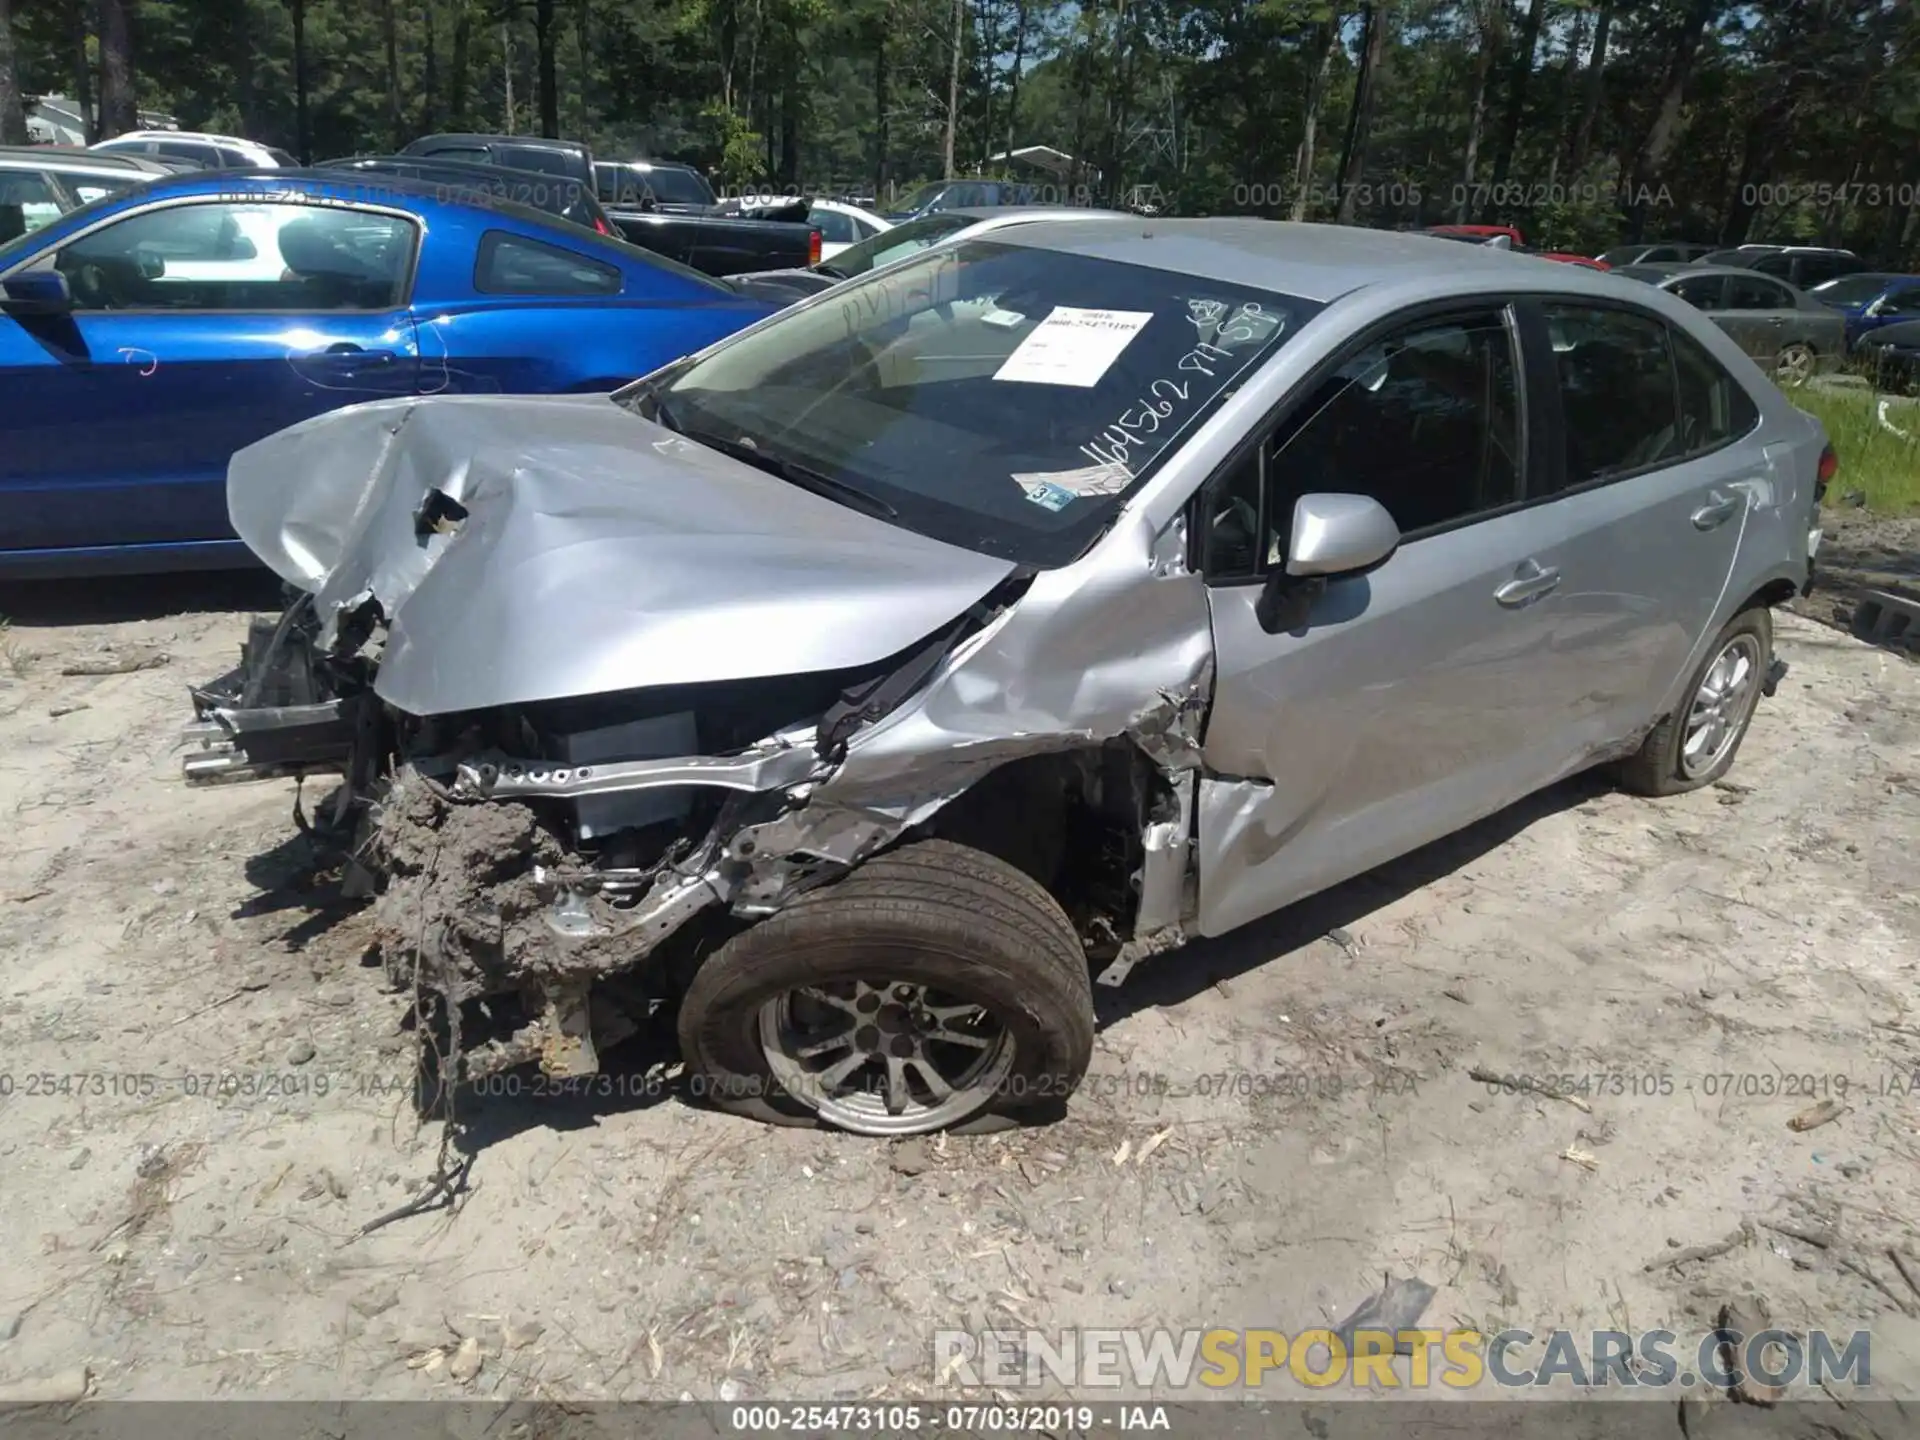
[1775,343,1817,388]
[676,839,1095,1136]
[1616,606,1773,797]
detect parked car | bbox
[1596,241,1717,267]
[318,154,618,236]
[93,130,294,169]
[1610,263,1845,385]
[730,204,1129,305]
[1854,318,1920,391]
[607,203,821,278]
[0,169,776,578]
[885,178,1043,220]
[403,133,596,193]
[1696,245,1866,289]
[182,219,1824,1136]
[1803,271,1920,348]
[1,145,177,201]
[1423,226,1609,270]
[807,198,890,259]
[594,159,717,214]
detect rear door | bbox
[1511,301,1753,748]
[1719,272,1800,365]
[0,197,421,556]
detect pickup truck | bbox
[594,161,821,276]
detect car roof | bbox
[1628,264,1795,282]
[323,153,590,187]
[102,130,263,146]
[600,158,700,172]
[411,132,588,155]
[985,218,1659,304]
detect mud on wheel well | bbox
[919,742,1170,952]
[1741,578,1799,613]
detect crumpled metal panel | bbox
[225,393,1020,716]
[809,507,1215,821]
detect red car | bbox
[1423,224,1610,270]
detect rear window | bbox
[475,229,622,295]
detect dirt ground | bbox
[1,551,1918,1418]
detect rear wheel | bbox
[1616,607,1772,796]
[676,839,1095,1135]
[1775,343,1817,387]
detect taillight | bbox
[1816,443,1837,502]
[594,215,611,235]
[809,228,822,267]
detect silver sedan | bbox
[186,221,1828,1135]
[1611,262,1847,386]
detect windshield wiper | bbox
[688,428,898,519]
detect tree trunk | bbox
[449,2,471,130]
[502,20,515,133]
[1455,27,1496,222]
[779,66,800,185]
[71,2,95,143]
[419,0,440,133]
[288,0,310,160]
[872,5,890,199]
[1565,0,1611,177]
[1623,0,1718,239]
[1488,0,1546,194]
[1334,0,1385,226]
[535,0,558,137]
[383,0,404,148]
[978,0,998,168]
[96,0,136,139]
[1288,15,1340,221]
[574,0,591,136]
[942,0,965,177]
[0,0,27,147]
[1004,0,1026,154]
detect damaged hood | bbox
[228,393,1019,716]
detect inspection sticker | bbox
[1017,480,1078,512]
[1010,461,1133,498]
[994,307,1154,387]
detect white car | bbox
[806,198,890,259]
[92,131,296,170]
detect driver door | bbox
[0,197,421,559]
[1195,305,1575,937]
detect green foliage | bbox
[4,0,1920,260]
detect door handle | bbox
[1692,491,1742,529]
[1495,559,1561,608]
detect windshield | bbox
[1596,247,1645,266]
[1809,273,1897,304]
[825,211,974,277]
[618,239,1321,567]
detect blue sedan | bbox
[1806,271,1920,349]
[0,169,777,577]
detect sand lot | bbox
[0,566,1917,1421]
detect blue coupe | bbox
[0,169,777,577]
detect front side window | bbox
[474,229,621,295]
[53,200,415,311]
[1812,273,1896,306]
[1258,310,1521,559]
[1669,274,1725,311]
[623,240,1321,566]
[1544,305,1682,486]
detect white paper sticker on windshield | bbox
[1011,461,1133,498]
[981,306,1028,328]
[993,307,1154,387]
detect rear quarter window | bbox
[474,229,622,296]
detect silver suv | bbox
[185,220,1827,1136]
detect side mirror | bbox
[1254,493,1400,635]
[0,269,72,317]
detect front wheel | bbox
[676,839,1095,1135]
[1616,607,1772,796]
